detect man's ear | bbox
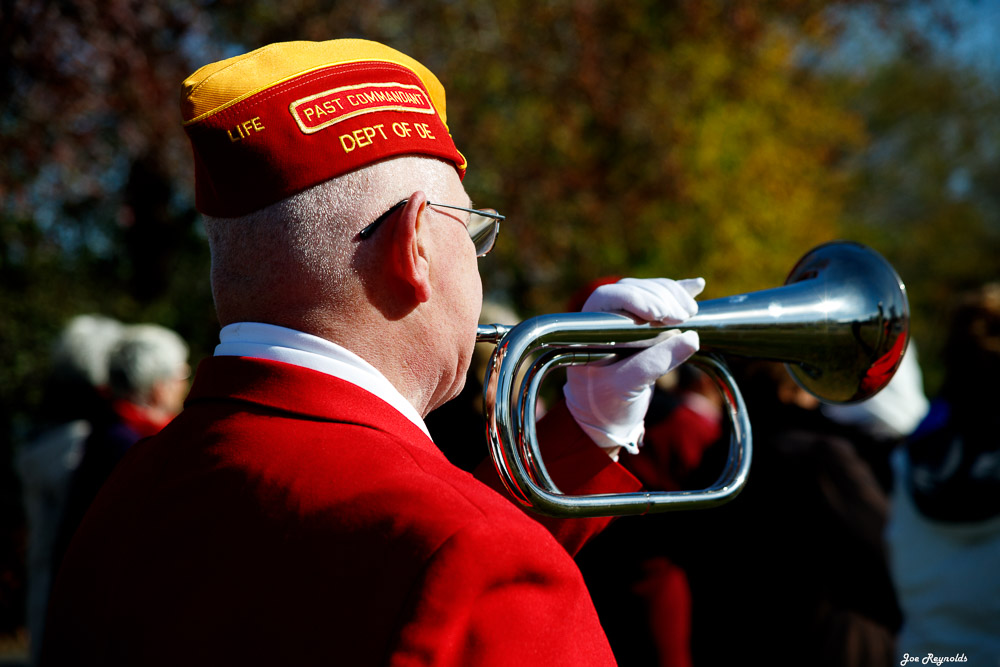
[389,192,432,303]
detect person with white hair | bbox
[106,324,191,427]
[42,40,703,666]
[49,323,189,584]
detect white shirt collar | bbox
[214,322,430,438]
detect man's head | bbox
[203,156,483,408]
[184,40,487,415]
[108,324,190,419]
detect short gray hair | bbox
[203,156,460,323]
[107,324,189,403]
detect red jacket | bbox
[42,356,639,666]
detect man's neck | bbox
[323,317,445,418]
[222,298,456,418]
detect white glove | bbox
[564,277,705,457]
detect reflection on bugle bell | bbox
[475,241,909,518]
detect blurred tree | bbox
[835,57,1000,393]
[456,1,867,311]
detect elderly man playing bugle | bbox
[42,39,704,666]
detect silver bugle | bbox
[475,241,909,518]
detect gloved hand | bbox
[563,277,705,458]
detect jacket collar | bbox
[185,356,436,452]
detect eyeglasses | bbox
[359,200,504,257]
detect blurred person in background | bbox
[887,283,1000,662]
[622,364,724,667]
[584,358,903,666]
[15,314,124,665]
[49,323,189,581]
[625,364,724,494]
[678,359,902,665]
[579,363,726,667]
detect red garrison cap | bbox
[180,39,467,217]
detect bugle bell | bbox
[475,241,909,518]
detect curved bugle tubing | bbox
[476,241,909,518]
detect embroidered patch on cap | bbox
[289,82,435,134]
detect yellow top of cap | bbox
[180,39,450,127]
